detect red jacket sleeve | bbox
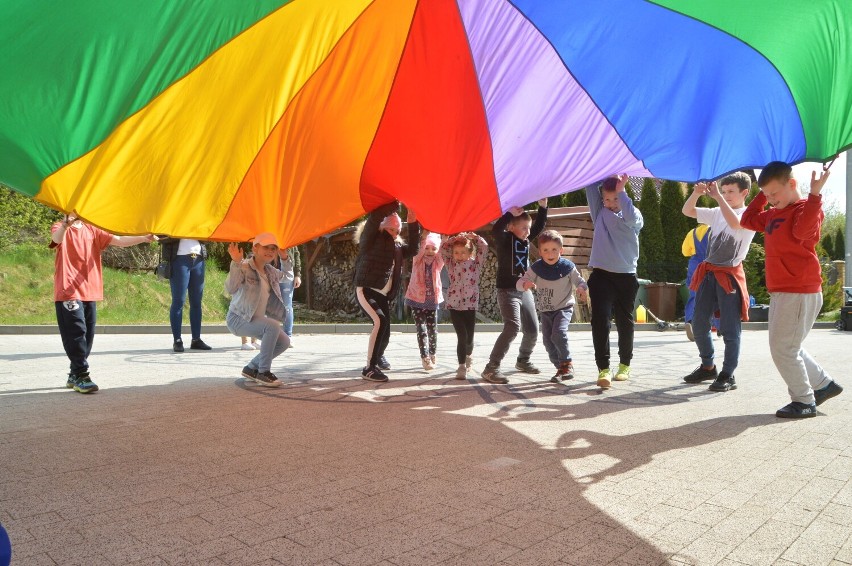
[740,192,770,232]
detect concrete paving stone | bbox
[385,539,469,565]
[726,519,806,565]
[495,537,573,565]
[14,553,59,566]
[563,539,632,565]
[670,535,737,565]
[441,539,522,565]
[124,557,171,566]
[494,519,564,549]
[819,456,852,482]
[160,536,249,564]
[798,518,852,548]
[782,537,841,566]
[835,544,852,564]
[2,329,850,564]
[442,518,514,549]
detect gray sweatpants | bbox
[767,292,832,404]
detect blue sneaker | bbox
[71,372,99,394]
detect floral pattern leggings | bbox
[412,307,437,358]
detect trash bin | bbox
[748,304,769,322]
[645,282,679,322]
[634,279,651,311]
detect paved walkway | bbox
[1,328,850,565]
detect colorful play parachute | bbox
[1,1,850,246]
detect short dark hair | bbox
[757,161,793,187]
[601,176,619,192]
[538,229,563,247]
[719,171,752,192]
[508,211,532,225]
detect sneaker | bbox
[550,361,574,383]
[708,372,736,392]
[683,365,718,383]
[241,365,258,380]
[65,372,78,389]
[173,339,184,353]
[72,372,99,394]
[515,360,540,374]
[252,341,261,350]
[241,343,255,351]
[465,355,472,370]
[776,401,817,419]
[430,354,437,366]
[481,366,508,384]
[362,365,388,383]
[455,364,467,380]
[614,363,630,382]
[378,356,391,371]
[597,369,611,389]
[421,357,434,371]
[814,381,843,406]
[190,339,212,351]
[254,371,282,387]
[685,322,695,342]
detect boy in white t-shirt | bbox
[680,172,756,392]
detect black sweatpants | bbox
[588,269,639,370]
[55,300,97,376]
[356,287,391,368]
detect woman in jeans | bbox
[225,233,290,387]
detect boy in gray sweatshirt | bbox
[518,230,588,383]
[585,174,643,389]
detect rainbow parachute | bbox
[1,1,850,246]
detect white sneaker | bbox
[465,355,472,369]
[455,364,467,380]
[421,357,434,371]
[241,343,254,351]
[252,342,261,350]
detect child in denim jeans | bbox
[517,230,588,384]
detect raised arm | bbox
[740,192,769,232]
[706,182,746,231]
[529,198,548,240]
[585,183,602,221]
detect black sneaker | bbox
[72,372,99,394]
[482,366,509,384]
[66,373,77,389]
[190,339,212,351]
[776,401,817,419]
[515,360,540,374]
[362,365,388,382]
[683,365,717,383]
[254,371,282,387]
[241,365,258,380]
[814,381,843,406]
[708,371,736,392]
[173,339,184,353]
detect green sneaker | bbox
[72,372,99,394]
[597,369,611,389]
[614,364,631,381]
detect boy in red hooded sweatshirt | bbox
[740,161,843,418]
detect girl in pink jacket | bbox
[404,232,445,370]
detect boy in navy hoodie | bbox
[517,230,588,383]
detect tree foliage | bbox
[833,226,845,261]
[0,184,61,250]
[636,178,664,281]
[659,180,689,282]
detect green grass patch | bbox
[0,243,230,325]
